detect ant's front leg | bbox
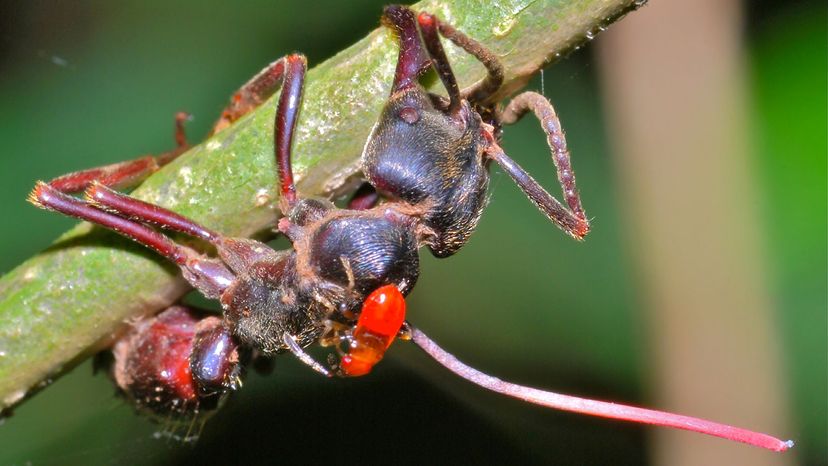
[382,5,431,95]
[489,92,590,239]
[46,112,190,195]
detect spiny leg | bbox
[490,91,589,239]
[382,5,430,94]
[32,182,193,264]
[29,183,234,298]
[418,11,504,105]
[212,57,291,134]
[85,182,220,243]
[47,112,191,194]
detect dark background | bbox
[0,1,824,464]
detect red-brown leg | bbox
[347,183,380,211]
[417,12,461,113]
[489,91,589,239]
[47,112,191,194]
[29,182,234,298]
[432,15,504,104]
[274,54,307,210]
[382,5,430,95]
[211,57,291,134]
[85,182,281,275]
[86,182,220,243]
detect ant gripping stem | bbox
[433,18,504,105]
[85,182,221,243]
[275,55,306,209]
[409,327,794,452]
[383,5,430,94]
[45,112,191,195]
[417,13,461,114]
[29,182,191,265]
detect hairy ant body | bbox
[28,5,791,451]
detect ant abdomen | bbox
[190,320,243,396]
[112,306,232,418]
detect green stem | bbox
[0,0,641,411]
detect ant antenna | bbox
[408,326,793,452]
[282,333,332,377]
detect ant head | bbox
[362,84,485,200]
[362,84,490,258]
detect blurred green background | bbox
[0,1,824,465]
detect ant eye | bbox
[399,106,420,124]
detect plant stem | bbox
[0,0,642,411]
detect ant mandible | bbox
[28,5,791,451]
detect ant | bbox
[28,5,791,451]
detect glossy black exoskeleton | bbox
[29,5,587,418]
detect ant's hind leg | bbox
[47,112,191,194]
[488,91,589,239]
[29,182,235,298]
[84,182,283,274]
[212,55,296,135]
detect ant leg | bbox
[489,91,590,239]
[282,333,332,377]
[382,5,430,94]
[85,182,220,243]
[417,13,461,113]
[84,182,281,274]
[29,183,234,298]
[274,54,307,210]
[47,112,191,194]
[347,183,380,210]
[418,12,504,104]
[211,56,292,134]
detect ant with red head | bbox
[29,5,791,451]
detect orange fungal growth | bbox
[341,285,406,377]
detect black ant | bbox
[28,5,791,451]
